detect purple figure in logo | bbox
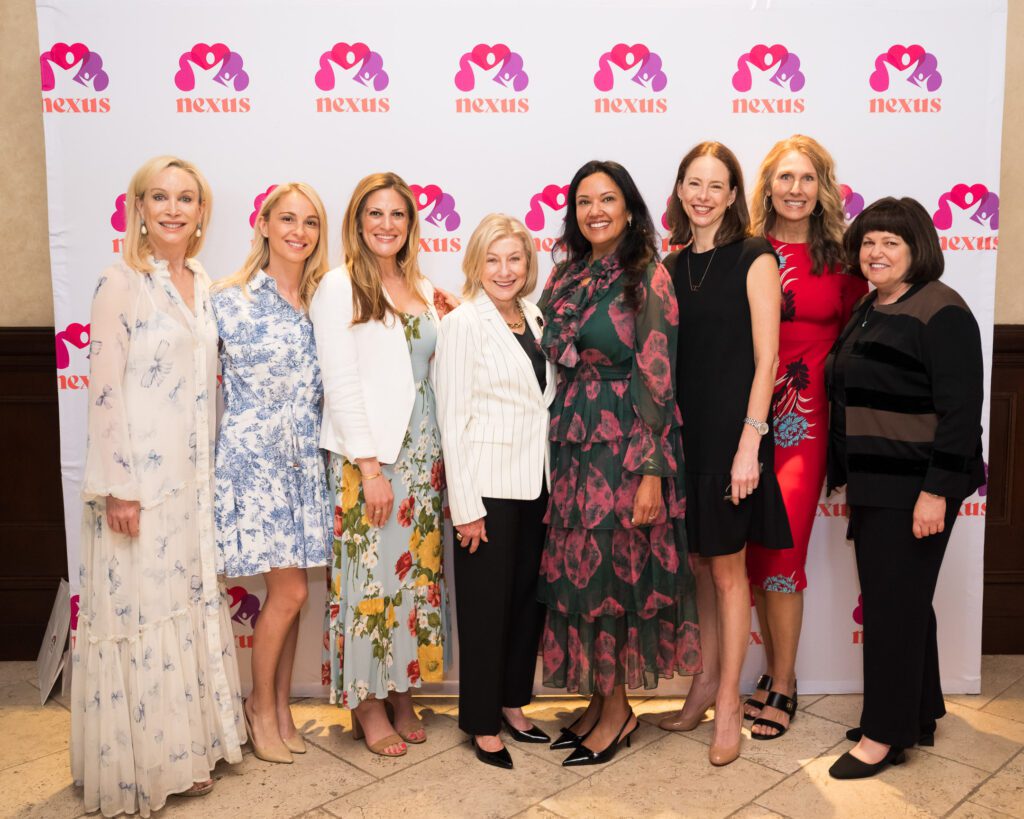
[423,192,461,231]
[227,585,262,628]
[769,52,805,92]
[354,51,390,91]
[971,192,999,230]
[840,185,865,221]
[494,52,529,92]
[213,51,249,92]
[632,52,668,92]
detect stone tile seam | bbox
[939,744,1024,818]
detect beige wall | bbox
[2,0,1022,326]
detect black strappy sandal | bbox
[743,674,774,720]
[750,689,798,740]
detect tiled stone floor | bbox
[2,656,1023,818]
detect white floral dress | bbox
[71,259,245,818]
[212,271,331,577]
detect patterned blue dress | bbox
[213,270,331,577]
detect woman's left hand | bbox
[912,491,947,539]
[631,475,662,526]
[728,443,761,506]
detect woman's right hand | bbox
[361,472,394,528]
[106,495,140,537]
[455,518,488,554]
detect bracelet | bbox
[360,470,384,481]
[922,490,943,499]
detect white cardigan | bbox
[310,266,439,464]
[435,291,557,525]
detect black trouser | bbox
[453,490,548,736]
[851,502,959,748]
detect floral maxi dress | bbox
[538,258,701,697]
[325,311,446,706]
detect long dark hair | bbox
[555,159,659,311]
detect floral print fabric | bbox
[747,239,868,592]
[212,271,331,577]
[72,259,245,818]
[324,312,446,706]
[538,259,701,696]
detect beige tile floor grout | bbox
[2,655,1023,818]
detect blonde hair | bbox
[123,155,212,272]
[342,172,424,325]
[750,134,845,275]
[461,214,538,299]
[215,183,329,310]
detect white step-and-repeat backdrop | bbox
[39,0,1005,695]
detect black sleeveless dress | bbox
[669,237,793,557]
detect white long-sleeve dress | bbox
[70,258,245,818]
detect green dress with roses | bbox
[325,312,446,707]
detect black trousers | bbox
[453,490,547,735]
[851,502,959,748]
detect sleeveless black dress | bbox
[669,237,793,557]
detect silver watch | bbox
[744,416,770,436]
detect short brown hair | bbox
[666,141,749,247]
[844,197,944,284]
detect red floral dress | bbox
[538,257,701,696]
[746,239,868,592]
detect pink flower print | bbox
[430,459,446,492]
[407,606,418,636]
[593,632,617,693]
[649,522,680,573]
[542,623,565,678]
[567,625,589,691]
[321,662,330,686]
[564,529,603,589]
[580,465,614,528]
[407,660,421,684]
[608,294,635,348]
[611,528,650,585]
[638,590,674,619]
[426,583,442,608]
[677,621,702,672]
[650,265,679,325]
[586,380,600,400]
[580,348,613,366]
[541,532,566,582]
[638,330,672,405]
[397,496,415,527]
[552,461,578,521]
[657,620,676,675]
[588,596,626,619]
[567,412,586,443]
[611,379,629,398]
[594,410,624,442]
[618,627,642,681]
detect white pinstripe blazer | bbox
[435,291,557,525]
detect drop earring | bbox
[141,223,148,235]
[196,224,202,237]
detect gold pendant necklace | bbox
[687,246,718,292]
[505,299,526,330]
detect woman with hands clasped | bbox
[311,173,452,757]
[435,214,557,769]
[660,142,792,767]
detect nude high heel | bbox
[659,692,717,732]
[709,704,743,767]
[243,699,293,764]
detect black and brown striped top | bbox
[826,280,985,509]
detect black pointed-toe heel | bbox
[472,738,513,769]
[828,745,906,779]
[561,713,638,767]
[550,716,594,750]
[845,726,934,747]
[502,716,551,744]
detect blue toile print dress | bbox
[212,270,331,578]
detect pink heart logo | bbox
[410,184,442,211]
[609,43,649,70]
[110,193,127,232]
[331,41,369,69]
[948,183,989,210]
[50,42,88,70]
[190,42,229,71]
[886,44,925,71]
[853,594,863,626]
[749,44,788,71]
[470,43,510,69]
[540,184,569,210]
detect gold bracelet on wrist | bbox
[361,470,384,481]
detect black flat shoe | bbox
[750,689,797,741]
[472,738,513,769]
[829,746,906,779]
[561,713,638,767]
[845,727,935,747]
[744,674,774,720]
[502,716,551,744]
